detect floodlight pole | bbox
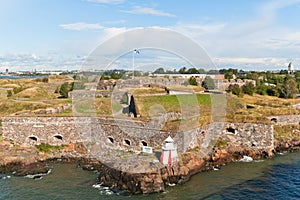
[132,49,135,79]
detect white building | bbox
[288,62,294,74]
[160,136,178,166]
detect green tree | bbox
[202,76,215,90]
[153,67,165,74]
[224,72,234,80]
[242,82,255,95]
[179,67,187,74]
[59,82,73,98]
[279,79,298,98]
[266,86,279,97]
[227,84,244,97]
[255,84,267,95]
[198,68,206,73]
[188,76,198,86]
[186,68,199,74]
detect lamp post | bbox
[132,49,139,79]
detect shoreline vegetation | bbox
[1,69,300,194]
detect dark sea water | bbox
[1,151,300,200]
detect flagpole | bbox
[132,49,135,80]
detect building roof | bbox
[165,135,174,143]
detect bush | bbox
[7,90,12,97]
[227,84,244,97]
[59,82,74,98]
[188,76,198,86]
[242,82,255,95]
[255,84,267,95]
[202,76,215,90]
[13,86,24,94]
[35,143,63,153]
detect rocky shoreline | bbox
[1,136,300,194]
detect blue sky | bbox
[1,0,300,71]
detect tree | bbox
[227,84,244,97]
[179,67,187,74]
[279,79,298,98]
[224,72,234,80]
[266,86,279,97]
[188,76,198,86]
[153,68,165,74]
[186,68,199,74]
[202,76,215,90]
[255,84,267,95]
[198,68,206,73]
[242,82,255,95]
[59,82,73,98]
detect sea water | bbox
[0,151,299,200]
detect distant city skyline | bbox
[1,0,300,72]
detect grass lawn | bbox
[274,125,300,140]
[226,94,300,123]
[135,94,212,131]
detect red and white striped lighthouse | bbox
[160,136,178,166]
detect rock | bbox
[239,155,253,162]
[14,162,49,176]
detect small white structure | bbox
[288,62,294,74]
[160,136,178,166]
[141,146,153,154]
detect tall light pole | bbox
[132,49,139,79]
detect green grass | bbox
[35,143,65,153]
[214,138,229,149]
[135,94,212,131]
[136,94,211,118]
[60,108,72,115]
[274,125,300,140]
[0,100,48,116]
[111,100,123,113]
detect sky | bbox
[1,0,300,72]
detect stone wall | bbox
[1,117,174,151]
[2,117,274,153]
[268,115,300,126]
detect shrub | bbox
[7,90,12,97]
[188,76,198,86]
[35,143,63,153]
[227,84,244,97]
[13,86,24,94]
[59,82,74,98]
[242,82,255,95]
[202,76,215,90]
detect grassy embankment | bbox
[135,94,212,131]
[226,94,300,123]
[0,76,73,117]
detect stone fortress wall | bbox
[1,116,282,153]
[268,115,300,126]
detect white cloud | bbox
[0,53,85,71]
[215,57,286,65]
[122,6,176,17]
[86,0,124,4]
[173,23,226,38]
[213,57,298,71]
[59,22,104,30]
[103,20,126,25]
